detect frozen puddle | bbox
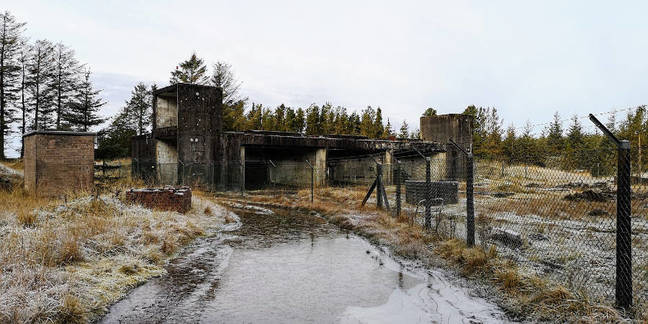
[102,205,508,323]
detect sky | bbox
[4,0,648,155]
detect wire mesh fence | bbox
[116,144,646,311]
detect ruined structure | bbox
[420,114,473,180]
[132,83,451,190]
[23,131,95,197]
[125,187,192,213]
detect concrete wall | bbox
[23,131,95,197]
[398,152,447,181]
[156,96,178,128]
[328,155,383,185]
[420,114,472,180]
[176,84,223,185]
[156,139,178,185]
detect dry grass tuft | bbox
[59,233,84,264]
[16,210,36,227]
[494,267,523,292]
[59,294,86,324]
[161,235,178,255]
[119,263,140,275]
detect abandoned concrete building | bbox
[131,83,472,190]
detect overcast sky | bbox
[5,0,648,154]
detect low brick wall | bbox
[125,187,192,213]
[405,180,458,205]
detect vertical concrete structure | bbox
[23,131,95,197]
[420,114,472,180]
[151,83,223,185]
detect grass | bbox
[0,170,230,323]
[1,158,24,171]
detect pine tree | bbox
[0,11,25,158]
[246,103,262,130]
[26,39,56,130]
[170,53,209,85]
[563,115,585,169]
[293,107,305,133]
[18,41,27,157]
[222,100,246,131]
[546,111,563,154]
[124,82,152,135]
[422,107,437,117]
[501,125,516,163]
[261,107,274,130]
[65,69,106,131]
[383,119,394,138]
[360,106,375,138]
[398,120,409,139]
[348,112,361,135]
[374,107,385,138]
[305,104,320,135]
[211,61,245,105]
[96,105,136,159]
[52,42,81,129]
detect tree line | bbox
[0,11,106,158]
[4,8,640,174]
[465,105,648,176]
[97,53,423,159]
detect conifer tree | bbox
[52,42,81,129]
[211,61,244,105]
[18,41,27,157]
[170,53,209,85]
[546,112,563,154]
[398,120,409,139]
[65,69,106,132]
[0,11,25,158]
[26,39,56,130]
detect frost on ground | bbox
[0,161,23,177]
[0,188,237,323]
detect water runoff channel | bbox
[101,201,509,323]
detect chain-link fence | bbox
[120,133,645,311]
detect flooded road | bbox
[101,203,508,323]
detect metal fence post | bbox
[466,154,475,247]
[396,161,401,217]
[377,163,383,208]
[425,157,431,230]
[589,113,632,309]
[305,159,314,203]
[239,160,245,196]
[617,140,632,309]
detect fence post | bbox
[617,140,632,309]
[589,113,632,309]
[377,163,384,208]
[425,157,431,230]
[239,160,245,196]
[466,154,475,247]
[396,160,401,217]
[449,139,475,246]
[305,159,314,203]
